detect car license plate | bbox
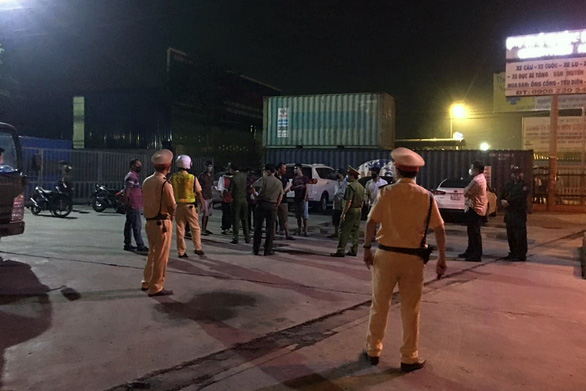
[450,194,461,200]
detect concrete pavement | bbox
[0,207,584,390]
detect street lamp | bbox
[479,142,490,151]
[449,103,467,139]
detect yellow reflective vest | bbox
[171,171,196,203]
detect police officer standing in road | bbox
[331,166,365,257]
[141,149,176,297]
[362,147,447,371]
[500,165,529,261]
[229,163,250,244]
[252,164,284,256]
[171,155,205,258]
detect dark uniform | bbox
[252,170,284,255]
[336,176,365,255]
[229,171,249,243]
[501,178,529,261]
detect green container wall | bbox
[263,93,395,148]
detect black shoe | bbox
[401,359,426,373]
[245,238,250,244]
[330,252,345,257]
[124,245,137,252]
[465,258,482,262]
[457,252,468,258]
[205,230,213,235]
[194,250,205,256]
[346,251,357,257]
[140,287,148,291]
[230,239,238,244]
[201,231,209,236]
[148,289,174,297]
[362,351,379,366]
[178,253,189,259]
[503,254,515,260]
[286,236,295,240]
[136,246,149,252]
[264,251,275,256]
[253,251,260,256]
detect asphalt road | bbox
[0,207,584,391]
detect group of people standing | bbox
[126,146,529,373]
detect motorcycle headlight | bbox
[11,193,25,222]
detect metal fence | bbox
[22,147,213,204]
[533,161,586,206]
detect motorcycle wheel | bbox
[91,196,108,212]
[50,195,73,218]
[31,205,42,215]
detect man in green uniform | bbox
[500,165,529,261]
[229,163,249,244]
[331,166,365,257]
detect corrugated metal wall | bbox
[264,148,391,170]
[263,93,395,148]
[416,150,534,197]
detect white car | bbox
[285,164,337,213]
[431,178,497,219]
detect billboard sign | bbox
[506,29,586,96]
[522,116,586,153]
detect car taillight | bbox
[431,190,446,195]
[11,193,25,222]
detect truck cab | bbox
[0,123,26,237]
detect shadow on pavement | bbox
[0,259,52,389]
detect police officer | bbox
[252,164,284,256]
[500,166,529,261]
[331,166,365,257]
[171,155,205,258]
[362,147,447,372]
[141,149,176,297]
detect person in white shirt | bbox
[365,167,388,209]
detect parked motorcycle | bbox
[30,162,74,218]
[91,184,126,214]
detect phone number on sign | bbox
[516,86,586,95]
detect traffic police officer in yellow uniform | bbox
[171,155,205,258]
[141,149,176,297]
[362,147,447,372]
[331,166,365,257]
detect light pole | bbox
[449,103,467,139]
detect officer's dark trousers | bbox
[231,198,249,242]
[253,201,277,254]
[221,201,231,230]
[465,209,482,259]
[506,223,527,260]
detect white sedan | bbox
[431,178,497,219]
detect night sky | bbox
[2,0,586,139]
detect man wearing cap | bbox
[328,168,348,238]
[198,160,214,236]
[331,166,365,257]
[500,166,529,261]
[252,164,284,256]
[229,163,250,244]
[141,149,176,297]
[458,161,487,262]
[171,155,205,258]
[362,147,447,372]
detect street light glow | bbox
[479,142,490,151]
[450,103,467,119]
[453,132,464,141]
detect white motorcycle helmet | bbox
[176,155,192,169]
